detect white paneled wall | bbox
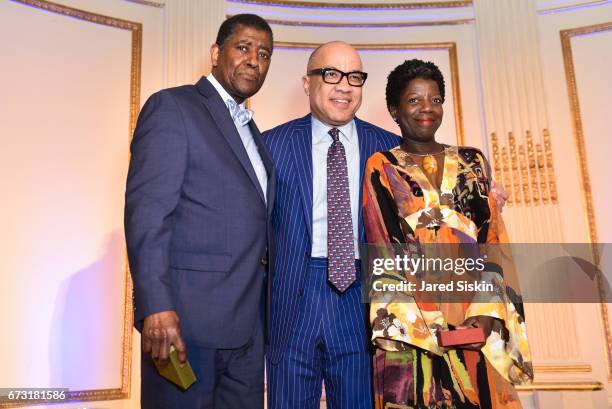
[1,1,611,408]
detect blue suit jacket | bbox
[263,114,400,363]
[125,77,276,349]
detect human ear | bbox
[302,75,310,96]
[389,105,398,123]
[210,44,220,68]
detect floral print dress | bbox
[363,145,533,409]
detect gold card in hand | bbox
[153,345,196,390]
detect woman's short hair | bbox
[385,59,445,111]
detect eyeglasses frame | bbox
[306,67,368,87]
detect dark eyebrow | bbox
[406,91,441,96]
[236,39,271,54]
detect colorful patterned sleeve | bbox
[364,153,444,355]
[465,155,534,384]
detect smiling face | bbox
[390,78,443,143]
[210,25,272,103]
[302,42,363,127]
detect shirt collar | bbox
[311,116,356,144]
[207,73,246,111]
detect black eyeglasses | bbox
[306,68,368,87]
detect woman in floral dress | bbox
[363,59,533,409]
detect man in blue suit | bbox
[263,41,401,409]
[124,14,275,409]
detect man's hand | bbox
[142,310,187,366]
[491,181,510,211]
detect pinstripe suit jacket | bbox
[263,114,401,364]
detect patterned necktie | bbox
[327,127,356,292]
[226,99,254,127]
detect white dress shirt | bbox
[311,116,360,258]
[207,73,268,203]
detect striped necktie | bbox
[327,127,356,292]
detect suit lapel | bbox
[250,120,276,215]
[197,77,266,205]
[356,117,377,243]
[290,115,313,242]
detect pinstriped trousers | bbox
[267,257,372,409]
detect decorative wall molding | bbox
[526,131,539,205]
[0,1,140,406]
[274,41,465,145]
[490,129,557,207]
[516,381,603,391]
[249,17,475,27]
[226,0,476,29]
[9,0,142,138]
[123,0,165,8]
[509,132,521,205]
[534,364,592,373]
[560,21,611,254]
[542,129,558,203]
[537,0,611,15]
[10,0,142,32]
[227,0,473,9]
[560,20,612,381]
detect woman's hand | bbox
[455,315,500,351]
[491,181,510,212]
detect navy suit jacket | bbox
[125,77,276,349]
[262,114,400,363]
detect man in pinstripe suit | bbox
[263,41,401,409]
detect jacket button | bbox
[260,256,268,266]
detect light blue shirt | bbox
[311,116,360,258]
[207,73,268,203]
